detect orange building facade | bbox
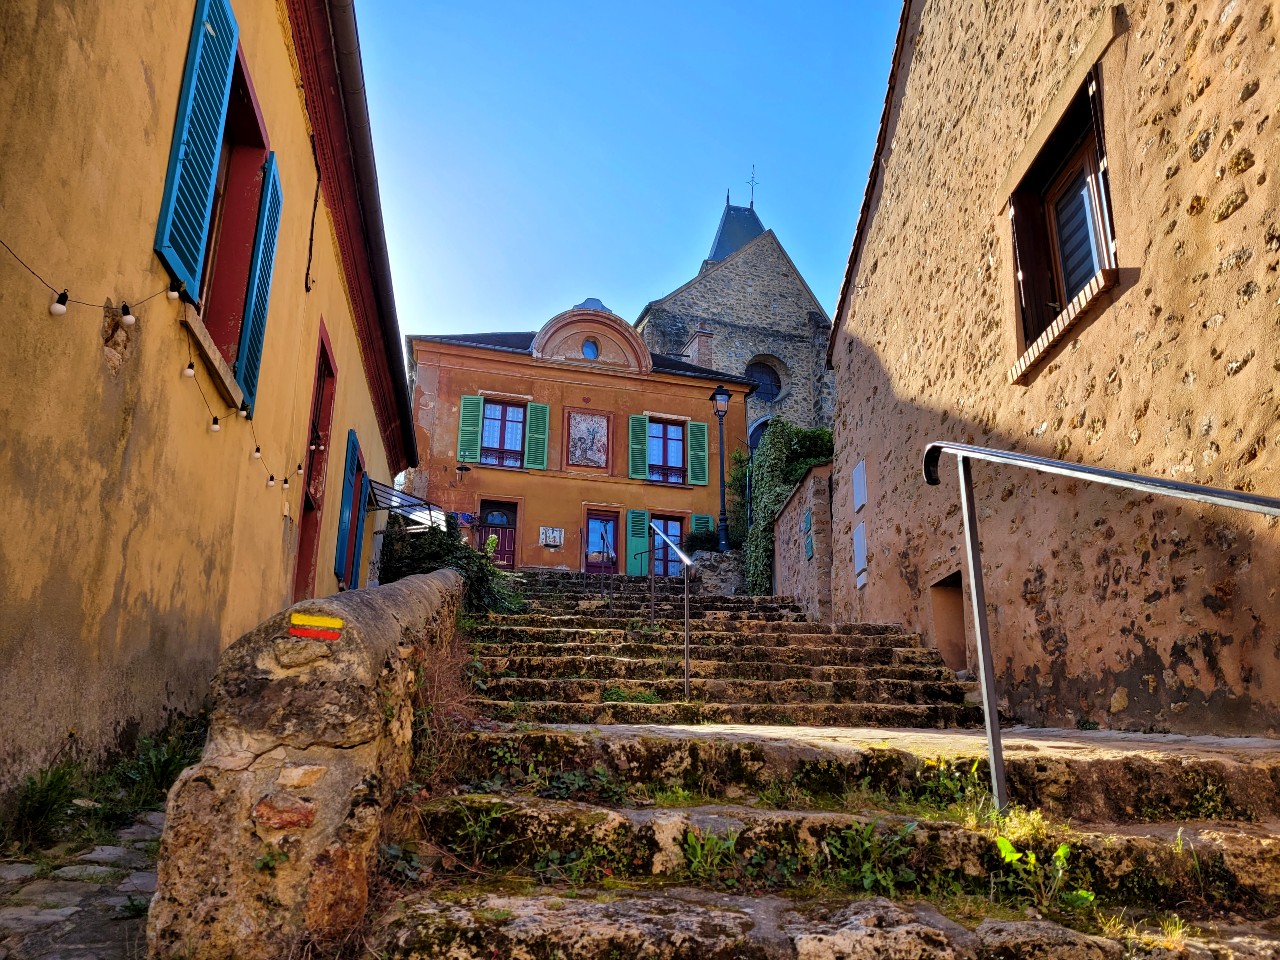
[407,302,751,575]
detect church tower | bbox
[635,198,835,445]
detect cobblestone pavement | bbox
[0,812,161,960]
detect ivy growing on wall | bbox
[741,420,834,595]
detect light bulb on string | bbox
[252,446,261,460]
[282,477,290,490]
[183,362,196,379]
[49,290,68,316]
[120,303,135,326]
[210,416,220,433]
[238,402,249,419]
[296,463,303,475]
[267,475,275,488]
[167,280,182,301]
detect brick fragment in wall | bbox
[825,0,1280,737]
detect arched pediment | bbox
[531,304,653,375]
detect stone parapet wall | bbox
[774,463,833,623]
[147,570,464,959]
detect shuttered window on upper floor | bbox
[156,0,283,415]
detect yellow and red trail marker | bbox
[288,612,344,641]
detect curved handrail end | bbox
[923,442,946,485]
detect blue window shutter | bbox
[154,0,239,295]
[349,474,371,589]
[235,152,284,415]
[334,430,359,580]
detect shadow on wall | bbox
[831,335,1280,737]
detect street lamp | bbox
[709,384,732,552]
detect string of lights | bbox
[3,233,301,494]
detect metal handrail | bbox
[632,522,694,701]
[599,529,616,615]
[924,440,1280,811]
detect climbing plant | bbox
[743,420,833,595]
[377,513,525,613]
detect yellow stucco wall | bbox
[0,1,393,788]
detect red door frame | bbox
[478,500,518,569]
[585,510,619,574]
[292,322,338,601]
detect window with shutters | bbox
[334,430,369,590]
[1007,66,1118,384]
[481,401,526,468]
[156,0,283,415]
[647,420,686,485]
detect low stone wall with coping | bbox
[147,570,464,959]
[773,462,833,622]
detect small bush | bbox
[4,760,77,851]
[684,529,721,554]
[376,514,524,614]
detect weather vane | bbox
[747,165,759,206]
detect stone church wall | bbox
[639,234,836,434]
[830,0,1280,736]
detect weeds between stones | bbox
[0,711,206,856]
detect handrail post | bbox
[683,562,691,701]
[958,455,1009,811]
[649,544,656,628]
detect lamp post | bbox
[709,385,732,552]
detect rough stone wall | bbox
[638,232,837,435]
[774,464,834,623]
[148,570,464,959]
[692,548,747,596]
[830,0,1280,736]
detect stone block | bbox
[147,570,464,960]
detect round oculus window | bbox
[582,338,600,360]
[746,361,782,403]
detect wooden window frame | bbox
[1006,66,1119,385]
[1042,133,1109,317]
[480,400,526,469]
[647,419,687,486]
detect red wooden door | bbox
[478,502,518,569]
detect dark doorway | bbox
[651,515,684,578]
[585,511,619,574]
[292,332,337,602]
[479,501,518,569]
[929,570,968,671]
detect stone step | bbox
[477,655,955,683]
[470,640,946,668]
[377,890,1147,959]
[481,676,969,706]
[484,615,895,635]
[470,699,982,727]
[470,624,922,649]
[405,793,1279,917]
[462,725,1280,824]
[526,597,804,613]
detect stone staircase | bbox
[469,570,983,728]
[370,571,1280,957]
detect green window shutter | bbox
[626,509,650,576]
[524,402,549,470]
[457,395,483,462]
[803,508,812,532]
[628,415,649,480]
[687,421,709,485]
[805,533,814,560]
[692,514,714,533]
[154,0,239,295]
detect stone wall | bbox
[638,232,836,434]
[829,0,1280,735]
[692,548,746,596]
[148,570,464,959]
[774,463,834,623]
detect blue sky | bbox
[359,3,901,336]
